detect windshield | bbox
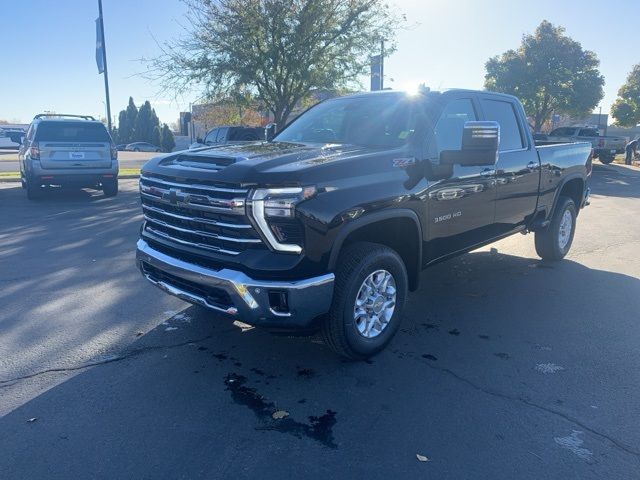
[274,94,416,148]
[35,122,111,142]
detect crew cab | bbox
[542,126,625,164]
[136,89,592,359]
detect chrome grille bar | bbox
[140,188,245,215]
[140,175,248,194]
[144,226,241,256]
[141,203,252,230]
[143,215,262,244]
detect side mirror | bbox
[196,137,203,144]
[265,123,277,141]
[441,121,500,167]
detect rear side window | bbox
[481,99,524,151]
[578,128,599,137]
[228,128,261,141]
[34,122,110,142]
[550,127,575,136]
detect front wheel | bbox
[535,196,577,261]
[321,242,408,360]
[599,155,614,165]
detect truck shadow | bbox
[1,250,639,478]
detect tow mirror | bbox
[441,121,500,167]
[265,123,277,141]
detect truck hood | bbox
[142,141,399,186]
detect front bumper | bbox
[136,239,335,328]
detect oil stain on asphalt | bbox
[224,373,337,448]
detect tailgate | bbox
[39,142,112,169]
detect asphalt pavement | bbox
[0,150,156,172]
[0,165,639,479]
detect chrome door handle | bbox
[480,169,496,177]
[527,161,538,170]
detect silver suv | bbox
[19,114,118,199]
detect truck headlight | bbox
[250,186,316,253]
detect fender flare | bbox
[327,209,423,289]
[549,174,585,219]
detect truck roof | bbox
[341,88,522,103]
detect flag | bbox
[95,18,105,74]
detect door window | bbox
[433,98,477,155]
[204,128,218,145]
[216,127,229,143]
[480,99,524,151]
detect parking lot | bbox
[1,164,639,479]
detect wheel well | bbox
[340,217,421,291]
[558,178,584,214]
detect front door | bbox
[479,97,540,234]
[425,97,497,261]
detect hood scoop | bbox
[159,153,239,171]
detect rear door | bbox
[426,95,498,259]
[482,96,540,233]
[36,122,112,169]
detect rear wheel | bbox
[103,178,118,197]
[599,155,614,165]
[26,176,43,200]
[321,242,408,360]
[534,196,577,261]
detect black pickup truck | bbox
[136,89,592,359]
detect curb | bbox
[0,174,140,184]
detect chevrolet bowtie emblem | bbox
[162,188,188,205]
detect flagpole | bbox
[98,0,112,132]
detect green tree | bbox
[485,21,604,132]
[151,125,162,147]
[611,64,640,127]
[160,124,175,152]
[116,97,138,144]
[144,0,402,128]
[134,101,159,143]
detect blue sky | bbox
[1,0,639,126]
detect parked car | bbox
[125,142,161,152]
[0,126,26,148]
[539,126,625,164]
[189,126,265,149]
[19,114,118,199]
[116,144,127,151]
[136,89,592,359]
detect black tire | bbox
[534,196,577,261]
[321,242,408,360]
[103,178,118,197]
[133,148,140,152]
[599,155,614,165]
[26,176,42,200]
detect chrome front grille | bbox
[139,173,264,256]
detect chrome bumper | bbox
[136,239,335,328]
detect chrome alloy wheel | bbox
[558,209,573,250]
[353,269,397,338]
